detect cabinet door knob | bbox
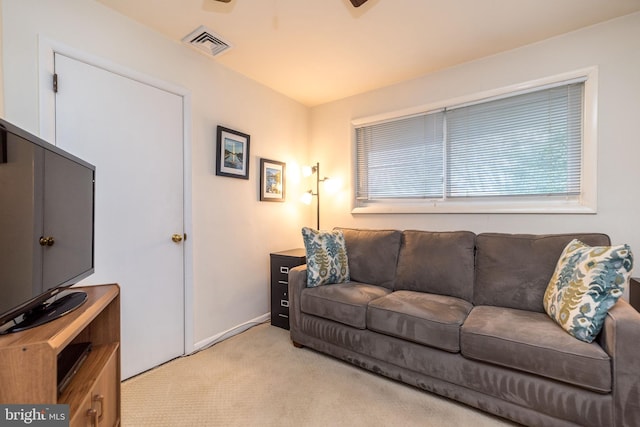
[171,233,184,243]
[39,236,55,246]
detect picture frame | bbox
[260,158,286,202]
[216,126,250,179]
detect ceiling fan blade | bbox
[350,0,368,7]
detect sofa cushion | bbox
[474,233,611,312]
[367,291,473,352]
[301,227,350,287]
[335,228,402,289]
[461,305,612,393]
[394,230,475,301]
[544,239,633,343]
[300,282,391,329]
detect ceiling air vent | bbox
[182,25,232,58]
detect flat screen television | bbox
[0,118,95,334]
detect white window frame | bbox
[351,68,598,214]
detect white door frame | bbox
[37,36,195,355]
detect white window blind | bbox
[356,111,444,200]
[355,80,585,208]
[446,84,583,198]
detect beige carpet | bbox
[122,323,517,426]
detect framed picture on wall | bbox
[216,126,250,179]
[260,158,286,202]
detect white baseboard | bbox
[190,312,271,354]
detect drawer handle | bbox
[93,394,104,421]
[280,266,289,274]
[278,280,288,285]
[281,300,289,308]
[87,408,98,427]
[278,313,289,319]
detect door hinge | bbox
[53,73,58,93]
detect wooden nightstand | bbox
[629,277,640,312]
[270,249,306,330]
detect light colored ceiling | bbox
[96,0,640,107]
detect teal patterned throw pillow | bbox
[543,239,634,343]
[301,227,350,288]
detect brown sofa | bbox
[288,229,640,427]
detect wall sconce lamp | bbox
[300,162,330,230]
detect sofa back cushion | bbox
[474,233,611,312]
[335,228,402,289]
[394,230,476,301]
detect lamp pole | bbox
[315,162,321,230]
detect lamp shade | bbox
[300,191,313,205]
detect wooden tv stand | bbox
[0,284,120,427]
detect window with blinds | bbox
[354,77,592,213]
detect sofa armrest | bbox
[599,299,640,426]
[288,264,307,339]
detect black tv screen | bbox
[0,118,95,333]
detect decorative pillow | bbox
[543,239,633,342]
[301,227,350,288]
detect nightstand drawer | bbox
[271,282,288,308]
[271,260,304,283]
[271,307,290,329]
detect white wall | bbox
[310,12,640,271]
[1,0,310,348]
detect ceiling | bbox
[96,0,640,107]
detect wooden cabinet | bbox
[0,284,120,427]
[270,249,306,330]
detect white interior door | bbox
[53,53,185,379]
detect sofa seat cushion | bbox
[367,291,473,352]
[461,305,612,393]
[300,282,391,329]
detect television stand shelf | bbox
[0,284,120,427]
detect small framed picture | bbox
[260,158,286,202]
[216,126,250,179]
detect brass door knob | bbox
[39,236,55,246]
[171,234,184,243]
